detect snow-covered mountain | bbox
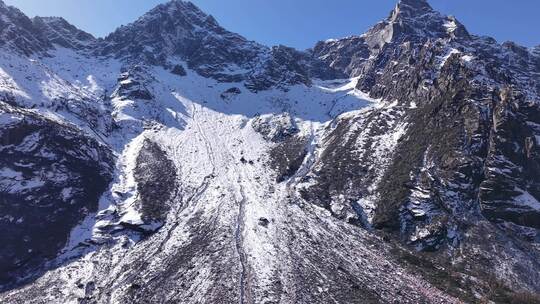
[0,0,539,303]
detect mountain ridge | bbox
[0,0,535,61]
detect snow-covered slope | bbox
[0,0,539,303]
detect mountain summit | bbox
[0,0,539,303]
[100,0,241,60]
[397,0,432,12]
[363,0,469,49]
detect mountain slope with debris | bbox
[0,0,539,303]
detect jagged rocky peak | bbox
[311,0,472,78]
[394,0,433,15]
[149,0,223,32]
[99,0,268,83]
[0,0,50,55]
[100,0,255,59]
[0,1,97,54]
[32,16,96,50]
[364,0,469,49]
[126,0,224,35]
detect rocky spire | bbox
[397,0,433,12]
[362,0,468,49]
[393,0,434,18]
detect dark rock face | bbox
[32,17,96,50]
[0,102,113,287]
[0,2,51,55]
[478,90,540,230]
[311,36,370,77]
[220,87,241,100]
[246,45,344,91]
[98,0,264,81]
[297,0,540,294]
[258,217,269,227]
[254,112,308,182]
[300,106,406,225]
[368,42,540,247]
[99,1,247,58]
[305,0,540,249]
[0,1,96,55]
[252,113,299,142]
[381,0,469,43]
[252,113,309,183]
[170,64,187,76]
[112,66,153,101]
[134,139,177,223]
[270,136,308,183]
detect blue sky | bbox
[4,0,539,49]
